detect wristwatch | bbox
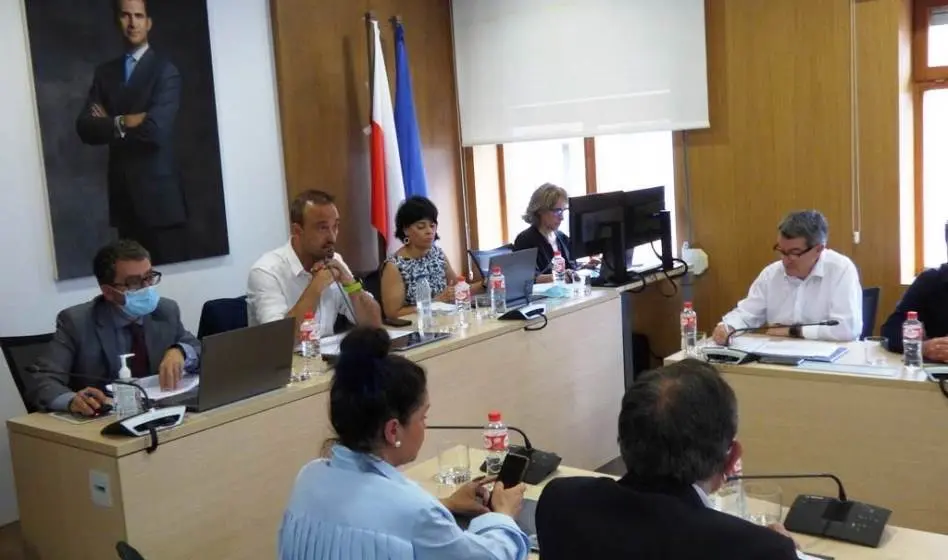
[342,280,363,294]
[789,325,802,339]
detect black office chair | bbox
[0,333,53,414]
[116,541,146,560]
[468,244,514,281]
[861,287,881,340]
[197,296,248,339]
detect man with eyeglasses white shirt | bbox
[711,210,863,345]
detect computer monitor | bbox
[568,191,629,286]
[623,186,673,272]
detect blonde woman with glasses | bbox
[513,183,596,283]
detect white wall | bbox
[0,0,288,525]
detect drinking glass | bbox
[863,336,889,366]
[435,442,472,485]
[743,482,782,526]
[685,332,707,359]
[473,294,492,321]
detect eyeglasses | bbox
[773,244,816,259]
[549,207,568,217]
[112,270,162,290]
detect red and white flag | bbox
[369,19,405,256]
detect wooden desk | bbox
[403,448,948,559]
[666,340,948,535]
[8,288,630,560]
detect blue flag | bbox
[393,21,428,198]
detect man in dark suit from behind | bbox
[535,359,799,559]
[26,240,200,416]
[75,0,187,264]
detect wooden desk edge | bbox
[663,352,941,392]
[6,289,631,457]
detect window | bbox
[501,138,586,239]
[595,132,677,269]
[913,1,948,270]
[466,134,676,269]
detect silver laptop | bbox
[167,317,295,412]
[487,247,542,308]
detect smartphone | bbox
[497,451,530,489]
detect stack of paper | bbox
[712,337,848,363]
[107,373,200,402]
[318,329,414,356]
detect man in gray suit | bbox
[27,240,200,416]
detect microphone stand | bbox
[427,424,562,484]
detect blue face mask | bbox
[122,286,159,317]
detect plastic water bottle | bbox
[711,458,746,518]
[415,276,433,332]
[489,266,507,317]
[902,311,924,372]
[483,410,509,475]
[454,275,471,328]
[298,311,319,381]
[114,353,141,419]
[680,301,698,356]
[551,250,567,285]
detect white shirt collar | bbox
[278,240,308,278]
[127,43,149,62]
[692,483,714,509]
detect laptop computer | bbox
[487,247,543,308]
[165,317,295,412]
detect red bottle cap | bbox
[488,410,502,422]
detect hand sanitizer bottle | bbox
[114,353,141,419]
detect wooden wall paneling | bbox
[682,0,904,333]
[583,138,597,194]
[270,0,464,273]
[850,0,906,329]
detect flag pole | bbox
[365,12,385,265]
[365,12,376,122]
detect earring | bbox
[394,440,402,448]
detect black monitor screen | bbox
[568,191,626,260]
[623,186,666,248]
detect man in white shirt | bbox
[712,210,863,344]
[247,190,381,335]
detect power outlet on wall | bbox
[89,470,112,508]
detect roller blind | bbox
[451,0,710,146]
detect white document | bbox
[319,329,415,356]
[107,373,200,402]
[708,337,846,362]
[430,302,456,313]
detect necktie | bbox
[126,323,150,378]
[124,54,136,84]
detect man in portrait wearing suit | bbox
[75,0,187,264]
[26,240,200,416]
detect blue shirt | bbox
[279,445,529,560]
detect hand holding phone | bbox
[497,452,530,489]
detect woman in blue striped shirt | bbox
[279,327,530,560]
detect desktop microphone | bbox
[427,424,562,484]
[727,472,891,547]
[53,374,186,453]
